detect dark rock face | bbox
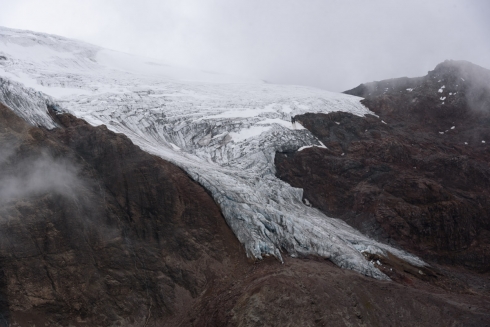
[196,257,490,327]
[275,60,490,271]
[0,103,245,326]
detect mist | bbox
[458,61,490,113]
[0,141,118,247]
[0,147,86,206]
[0,0,489,92]
[0,153,82,205]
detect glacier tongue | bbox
[0,26,425,279]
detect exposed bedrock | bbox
[0,102,244,326]
[276,60,490,271]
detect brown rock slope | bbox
[275,60,490,271]
[0,103,245,326]
[1,99,490,326]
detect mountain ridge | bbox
[277,59,490,271]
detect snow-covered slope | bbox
[0,26,424,279]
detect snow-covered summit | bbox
[0,25,424,279]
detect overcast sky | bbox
[1,0,489,91]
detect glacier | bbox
[0,26,425,279]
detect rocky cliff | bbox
[0,102,245,325]
[276,60,490,271]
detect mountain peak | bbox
[432,59,490,78]
[344,60,490,111]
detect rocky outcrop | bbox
[0,102,245,326]
[275,60,490,271]
[195,257,490,327]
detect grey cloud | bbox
[0,149,84,205]
[0,0,489,91]
[0,143,116,241]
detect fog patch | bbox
[458,63,490,113]
[0,150,84,205]
[0,142,121,248]
[0,142,16,166]
[0,142,101,229]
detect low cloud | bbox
[459,62,490,113]
[0,150,84,205]
[0,142,118,244]
[1,0,489,91]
